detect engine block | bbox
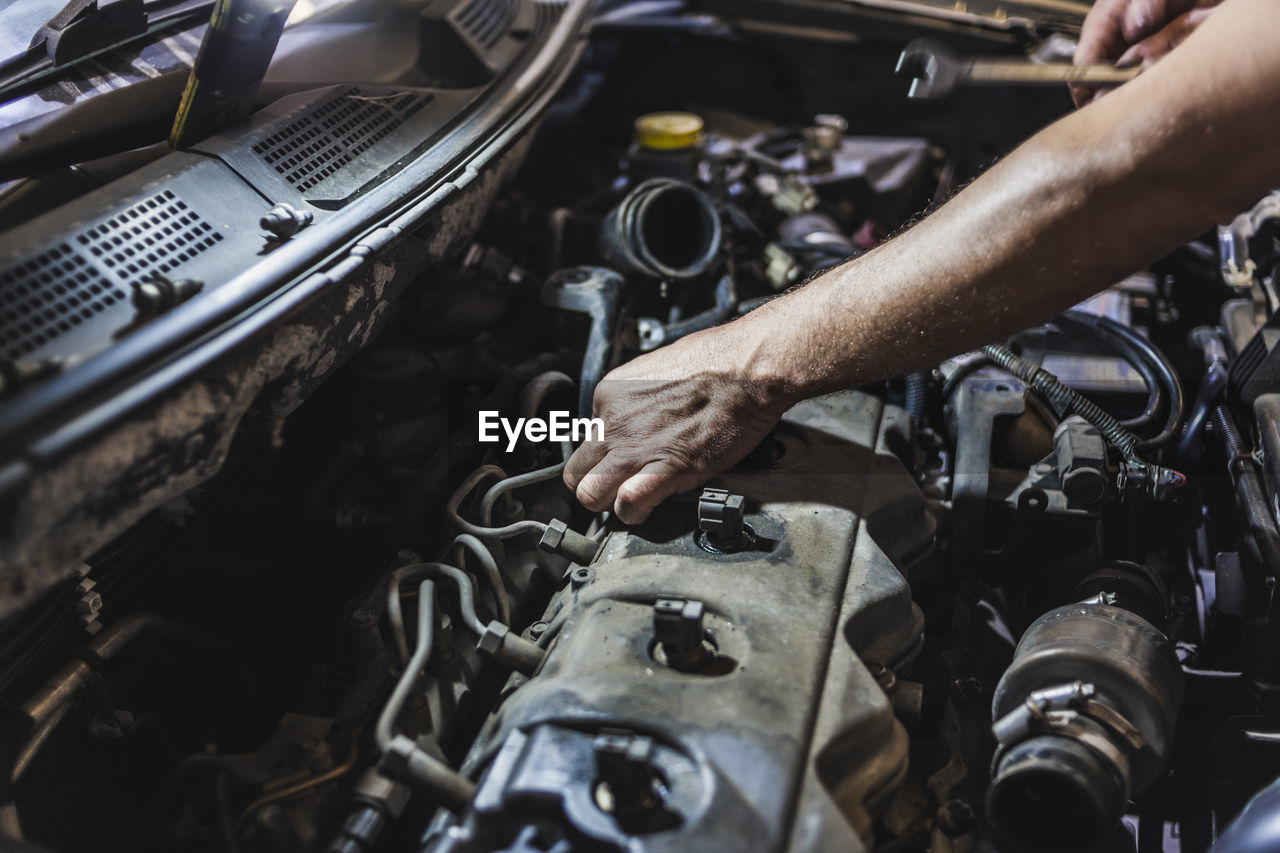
[429,392,935,852]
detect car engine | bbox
[1,1,1278,851]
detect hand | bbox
[563,324,788,525]
[1072,0,1217,107]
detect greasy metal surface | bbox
[449,392,933,851]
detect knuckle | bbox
[576,481,609,511]
[614,494,650,525]
[616,478,651,507]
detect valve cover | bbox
[432,391,936,852]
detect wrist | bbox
[716,311,815,417]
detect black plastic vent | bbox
[455,0,515,49]
[0,245,125,360]
[75,190,223,291]
[253,88,434,193]
[533,0,568,28]
[0,190,222,360]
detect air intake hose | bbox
[599,179,722,279]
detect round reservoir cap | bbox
[634,112,704,151]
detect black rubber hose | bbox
[1055,311,1186,448]
[396,352,565,551]
[983,344,1143,461]
[1053,314,1164,434]
[1097,316,1184,449]
[659,275,737,345]
[1210,405,1280,576]
[1176,366,1228,464]
[1176,328,1231,465]
[905,371,929,425]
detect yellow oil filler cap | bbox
[634,112,704,151]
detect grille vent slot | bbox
[0,246,124,360]
[455,0,515,49]
[76,190,223,289]
[253,88,434,193]
[0,189,221,360]
[532,0,568,28]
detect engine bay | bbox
[2,1,1279,851]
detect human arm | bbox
[566,0,1280,523]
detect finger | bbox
[1070,84,1098,109]
[574,452,639,512]
[1076,0,1129,66]
[1122,0,1199,44]
[564,439,608,492]
[1116,6,1214,69]
[614,460,702,525]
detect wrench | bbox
[895,38,1141,100]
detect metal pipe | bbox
[451,533,510,626]
[446,466,548,541]
[479,463,568,527]
[13,613,221,783]
[377,580,436,752]
[386,562,486,667]
[20,613,192,735]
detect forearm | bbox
[735,0,1280,406]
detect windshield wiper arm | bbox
[0,0,213,98]
[31,0,214,62]
[31,0,149,65]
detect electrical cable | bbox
[982,343,1184,496]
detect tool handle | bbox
[966,60,1142,87]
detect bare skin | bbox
[1072,0,1219,105]
[566,0,1280,524]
